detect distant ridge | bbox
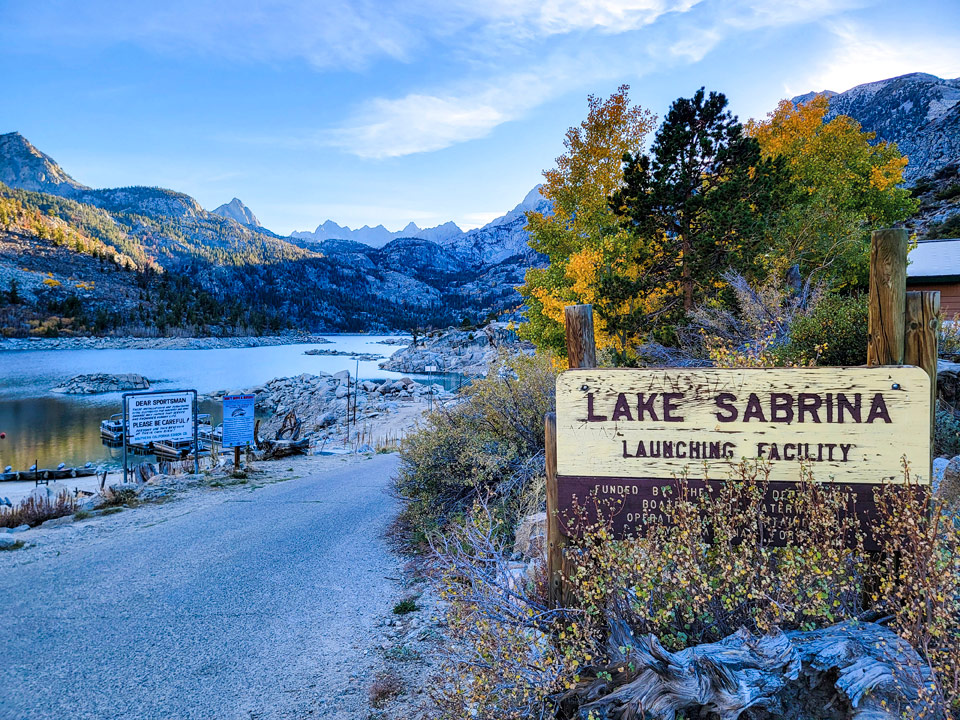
[291,218,464,249]
[292,185,550,264]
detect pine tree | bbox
[612,88,781,314]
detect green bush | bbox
[779,293,868,366]
[394,351,556,544]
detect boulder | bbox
[28,482,71,504]
[106,483,140,505]
[514,511,547,560]
[0,535,21,548]
[41,515,74,529]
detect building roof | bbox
[907,238,960,282]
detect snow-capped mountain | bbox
[440,186,550,265]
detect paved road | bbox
[0,454,401,720]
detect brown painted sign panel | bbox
[555,367,931,547]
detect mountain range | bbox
[291,185,548,265]
[0,131,541,335]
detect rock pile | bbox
[204,372,453,443]
[379,322,532,377]
[52,373,150,394]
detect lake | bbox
[0,335,454,471]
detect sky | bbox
[1,0,959,236]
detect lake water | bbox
[0,335,454,471]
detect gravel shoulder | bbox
[0,452,406,720]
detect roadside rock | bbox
[379,322,533,377]
[937,360,960,410]
[252,373,454,443]
[513,512,547,560]
[52,373,149,394]
[28,482,72,503]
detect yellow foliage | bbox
[520,85,659,360]
[746,96,916,286]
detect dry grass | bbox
[368,670,403,708]
[0,491,76,528]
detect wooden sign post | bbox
[544,229,941,607]
[554,366,930,546]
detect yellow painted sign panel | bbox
[556,367,931,485]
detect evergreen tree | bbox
[612,88,781,314]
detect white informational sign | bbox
[126,391,195,444]
[222,394,256,448]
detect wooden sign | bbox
[555,367,931,546]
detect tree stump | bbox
[555,619,941,720]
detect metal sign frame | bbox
[121,389,199,482]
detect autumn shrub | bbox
[0,491,76,528]
[432,500,564,719]
[779,292,868,366]
[432,462,960,719]
[687,271,820,367]
[394,351,556,544]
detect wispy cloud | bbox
[786,20,960,96]
[328,72,556,158]
[330,0,873,157]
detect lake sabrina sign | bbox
[555,367,931,546]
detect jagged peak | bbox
[212,197,261,227]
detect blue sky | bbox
[1,0,958,235]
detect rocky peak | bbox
[0,131,89,197]
[212,197,261,227]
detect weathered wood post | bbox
[867,228,908,367]
[565,304,597,370]
[547,304,598,606]
[904,290,940,461]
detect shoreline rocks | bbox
[304,348,385,361]
[52,373,150,394]
[378,322,533,377]
[0,334,336,352]
[205,372,454,444]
